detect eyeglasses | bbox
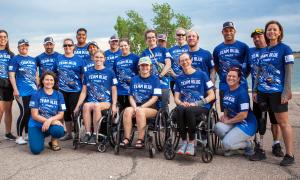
[176,33,186,37]
[63,44,73,47]
[147,36,156,40]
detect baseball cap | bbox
[158,34,167,41]
[18,39,29,46]
[87,41,99,48]
[43,37,55,44]
[109,34,119,42]
[223,21,235,30]
[138,57,152,65]
[251,28,264,38]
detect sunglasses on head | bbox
[63,44,73,47]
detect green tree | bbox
[114,3,193,52]
[114,10,147,54]
[152,3,192,47]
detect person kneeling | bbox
[28,71,66,154]
[174,53,215,156]
[214,67,257,156]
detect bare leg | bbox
[135,108,157,140]
[123,107,134,139]
[83,103,93,133]
[275,112,293,155]
[4,101,13,134]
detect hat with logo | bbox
[87,41,99,48]
[18,39,29,46]
[43,37,55,44]
[109,34,119,42]
[251,28,264,38]
[138,56,152,65]
[223,21,235,30]
[158,34,167,41]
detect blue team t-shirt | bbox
[74,44,90,60]
[83,67,118,103]
[130,74,162,105]
[213,40,249,91]
[28,88,66,128]
[83,58,95,72]
[104,49,122,69]
[169,44,189,79]
[222,85,257,136]
[141,46,172,89]
[0,50,13,79]
[113,53,139,95]
[257,43,294,93]
[9,55,37,96]
[36,52,60,75]
[246,47,267,90]
[56,55,84,92]
[174,70,214,109]
[189,48,214,78]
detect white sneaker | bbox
[25,134,28,141]
[15,137,27,145]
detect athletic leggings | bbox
[214,122,251,150]
[175,105,208,141]
[16,96,31,136]
[28,125,65,155]
[60,91,80,122]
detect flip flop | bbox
[48,141,61,151]
[120,138,130,148]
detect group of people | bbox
[0,20,295,166]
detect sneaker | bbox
[5,133,17,141]
[82,134,90,144]
[249,148,267,161]
[59,134,73,141]
[15,137,27,145]
[272,143,284,157]
[24,134,28,141]
[244,141,255,156]
[176,143,187,155]
[87,134,97,145]
[224,150,241,157]
[280,154,295,166]
[185,144,195,156]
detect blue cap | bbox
[18,39,29,46]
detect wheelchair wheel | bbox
[164,138,176,160]
[202,150,213,163]
[114,110,124,155]
[107,107,119,148]
[149,143,155,158]
[154,109,168,152]
[72,112,82,150]
[97,143,107,153]
[207,109,219,153]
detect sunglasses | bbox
[176,33,186,37]
[63,44,73,47]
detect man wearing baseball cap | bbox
[35,37,61,76]
[83,41,100,72]
[158,33,167,48]
[104,34,121,69]
[213,21,249,112]
[247,28,284,161]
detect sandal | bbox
[135,139,145,149]
[48,141,61,151]
[120,138,130,148]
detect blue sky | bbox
[1,0,300,55]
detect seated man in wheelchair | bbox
[214,67,257,156]
[120,56,161,148]
[74,50,118,144]
[174,53,215,156]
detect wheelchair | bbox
[114,107,169,158]
[72,105,120,152]
[163,104,220,163]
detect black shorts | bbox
[0,87,14,101]
[219,89,225,112]
[257,91,288,113]
[253,101,277,124]
[118,95,130,112]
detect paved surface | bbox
[0,94,299,180]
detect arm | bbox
[174,92,184,106]
[210,68,216,85]
[9,72,19,98]
[224,111,248,124]
[281,63,293,104]
[74,85,87,113]
[159,58,171,77]
[252,66,261,103]
[111,86,118,115]
[31,109,64,123]
[140,96,158,108]
[129,95,137,109]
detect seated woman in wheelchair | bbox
[214,67,257,156]
[174,53,215,156]
[74,50,118,144]
[120,56,161,148]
